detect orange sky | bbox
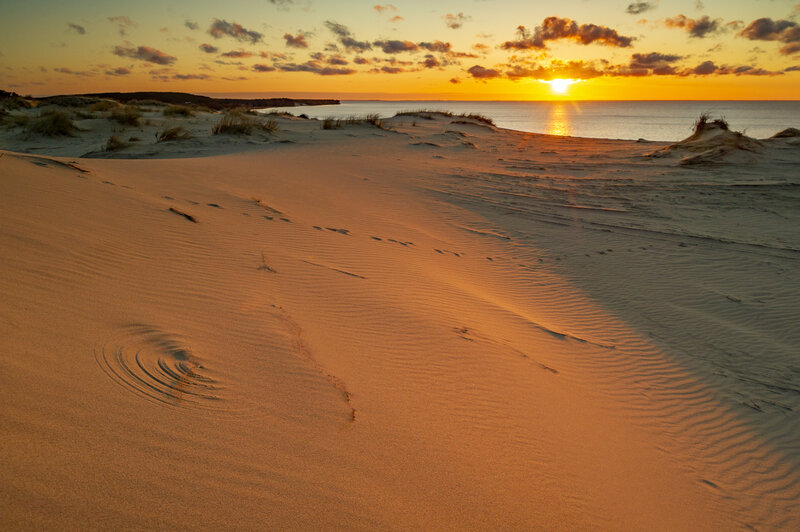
[1,0,798,99]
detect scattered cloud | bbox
[113,44,177,65]
[221,49,253,58]
[663,15,722,38]
[390,16,404,23]
[325,21,373,52]
[253,64,276,72]
[209,18,263,44]
[199,43,218,54]
[626,2,656,15]
[502,17,634,50]
[185,20,199,31]
[374,4,397,14]
[419,41,452,53]
[739,18,800,55]
[275,60,357,75]
[467,65,501,79]
[373,39,418,53]
[105,66,132,76]
[443,13,471,30]
[108,16,135,37]
[67,23,86,35]
[172,73,211,80]
[284,32,309,48]
[54,67,92,77]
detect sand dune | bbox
[1,110,799,530]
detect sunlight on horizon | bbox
[540,79,580,95]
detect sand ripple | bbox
[95,324,225,412]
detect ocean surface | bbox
[260,100,800,142]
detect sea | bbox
[260,100,800,142]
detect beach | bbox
[2,102,799,530]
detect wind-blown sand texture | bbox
[1,107,799,530]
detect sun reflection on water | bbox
[547,103,572,137]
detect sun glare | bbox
[541,79,579,95]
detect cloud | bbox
[467,65,501,79]
[113,44,177,65]
[379,66,405,73]
[502,17,634,50]
[374,4,397,14]
[185,20,199,31]
[785,65,800,71]
[67,23,86,35]
[418,41,452,52]
[373,39,418,53]
[284,32,309,48]
[663,15,722,38]
[221,49,253,58]
[172,73,210,80]
[275,60,357,75]
[390,16,404,23]
[199,43,218,54]
[54,67,93,77]
[253,64,276,72]
[420,55,440,68]
[325,21,372,52]
[626,2,656,15]
[443,13,471,30]
[108,16,135,36]
[209,19,263,44]
[739,18,800,54]
[105,66,132,76]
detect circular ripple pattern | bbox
[95,325,226,412]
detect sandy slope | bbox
[1,112,799,530]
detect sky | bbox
[1,0,799,100]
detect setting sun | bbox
[542,79,580,95]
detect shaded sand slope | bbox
[1,116,798,530]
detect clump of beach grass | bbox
[88,100,120,113]
[321,114,387,130]
[212,112,278,135]
[693,113,729,134]
[110,105,141,127]
[25,110,77,136]
[395,109,495,126]
[156,125,192,142]
[163,105,194,118]
[104,134,128,151]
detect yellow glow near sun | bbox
[540,79,579,95]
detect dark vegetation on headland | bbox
[2,89,338,110]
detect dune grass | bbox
[395,110,495,126]
[156,126,192,142]
[163,105,195,118]
[25,110,76,136]
[104,134,128,151]
[321,114,387,130]
[88,100,120,113]
[110,106,141,127]
[212,112,278,135]
[693,113,729,134]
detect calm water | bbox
[261,100,800,142]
